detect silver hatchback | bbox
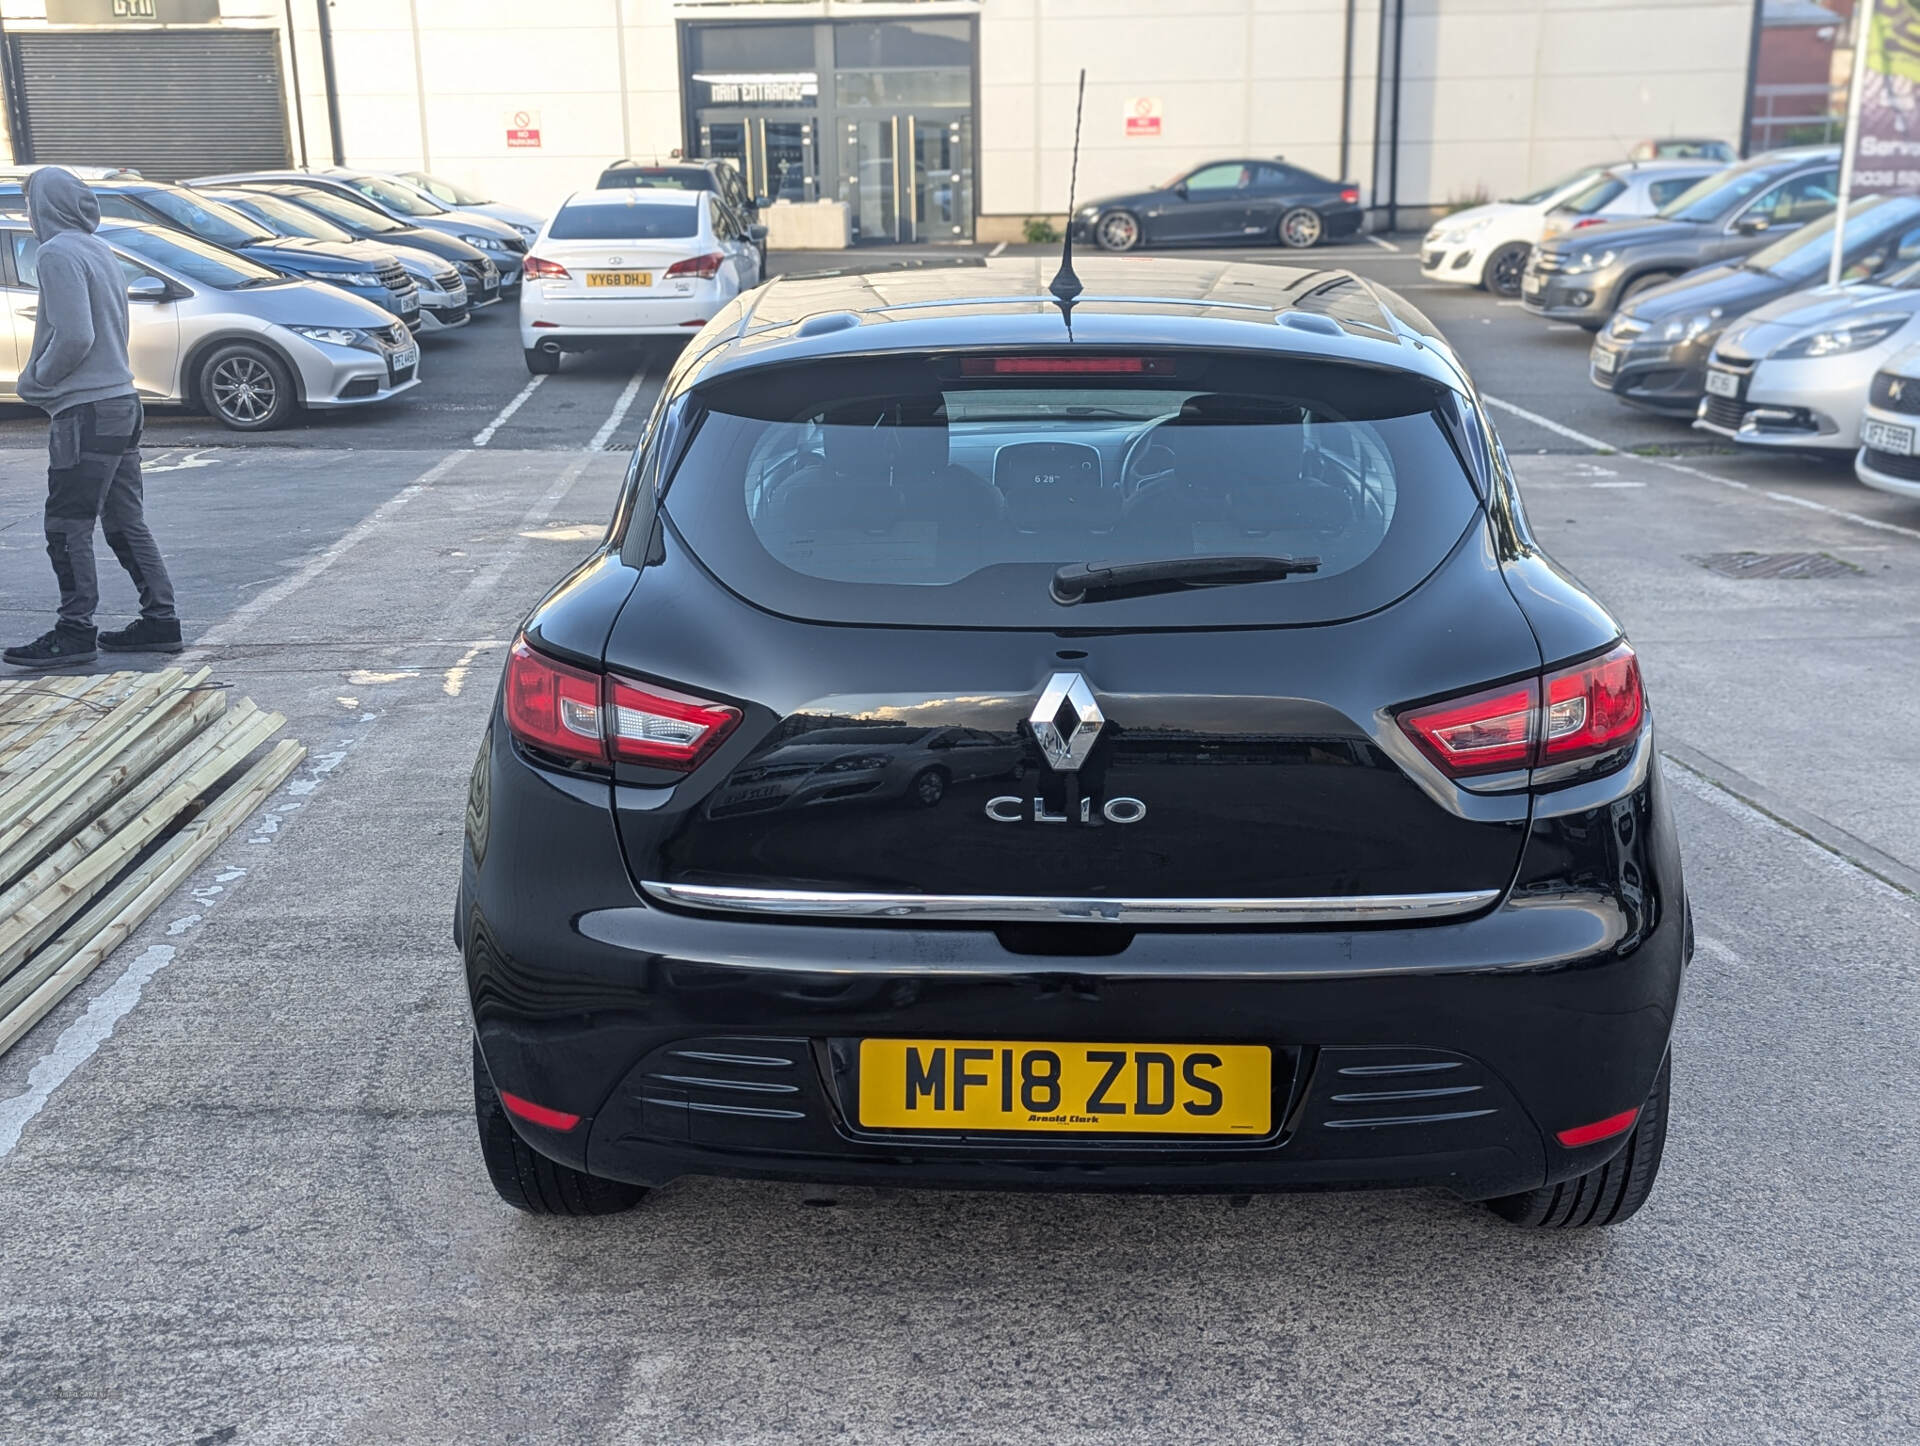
[0,217,418,431]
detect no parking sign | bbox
[506,109,542,149]
[1125,97,1162,138]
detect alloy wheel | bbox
[210,355,278,426]
[1097,213,1141,252]
[1280,208,1323,248]
[1487,243,1529,298]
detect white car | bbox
[518,189,766,374]
[1538,160,1726,245]
[1420,165,1611,298]
[1855,341,1920,498]
[1697,259,1920,455]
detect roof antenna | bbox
[1048,68,1088,321]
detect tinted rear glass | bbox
[1562,176,1627,215]
[1658,165,1778,222]
[551,201,700,239]
[597,169,712,192]
[663,353,1483,628]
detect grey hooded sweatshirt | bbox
[15,167,135,415]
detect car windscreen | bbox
[662,353,1483,629]
[1506,166,1600,206]
[1750,195,1918,282]
[280,186,406,234]
[344,175,444,216]
[137,188,273,248]
[1560,176,1627,216]
[408,172,488,205]
[209,189,354,243]
[106,227,284,288]
[550,201,700,240]
[1658,166,1778,222]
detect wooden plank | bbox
[0,691,232,889]
[0,668,201,833]
[0,672,151,782]
[0,674,115,762]
[0,684,225,882]
[0,694,269,984]
[0,702,277,920]
[0,738,306,1056]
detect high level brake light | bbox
[959,356,1176,376]
[1396,642,1644,780]
[523,255,569,280]
[503,637,741,772]
[665,251,725,279]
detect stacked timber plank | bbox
[0,669,305,1058]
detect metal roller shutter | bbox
[13,30,291,180]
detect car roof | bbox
[564,187,704,208]
[674,256,1471,396]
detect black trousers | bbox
[44,395,176,632]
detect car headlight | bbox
[827,754,890,772]
[1770,314,1910,360]
[295,269,384,288]
[1561,249,1616,276]
[1441,216,1490,246]
[1659,308,1724,346]
[287,324,378,351]
[460,232,510,251]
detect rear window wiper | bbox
[1051,554,1321,605]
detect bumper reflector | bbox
[499,1089,581,1132]
[1556,1106,1638,1148]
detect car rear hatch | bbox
[526,198,708,300]
[582,349,1546,919]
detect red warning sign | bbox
[1125,97,1162,139]
[506,109,542,149]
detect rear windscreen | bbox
[551,202,700,240]
[662,352,1485,628]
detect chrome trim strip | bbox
[640,882,1502,925]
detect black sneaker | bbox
[4,626,98,670]
[99,617,184,654]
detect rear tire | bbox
[1485,1052,1670,1228]
[524,345,561,376]
[198,342,296,432]
[1095,211,1142,252]
[1481,241,1531,297]
[1278,207,1324,249]
[472,1040,645,1216]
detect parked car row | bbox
[0,163,545,430]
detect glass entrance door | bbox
[837,111,972,243]
[697,116,819,205]
[910,114,972,241]
[841,115,900,243]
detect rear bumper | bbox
[520,282,727,345]
[461,722,1689,1202]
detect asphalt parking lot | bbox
[1,239,1918,1443]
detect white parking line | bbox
[988,241,1007,257]
[1364,234,1402,252]
[472,374,547,447]
[1481,393,1920,544]
[588,366,650,452]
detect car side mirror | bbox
[126,275,170,302]
[1173,182,1189,199]
[1734,214,1771,235]
[748,223,769,241]
[755,195,771,210]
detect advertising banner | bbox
[1852,0,1920,195]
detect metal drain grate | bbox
[1688,551,1862,580]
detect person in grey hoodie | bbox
[3,166,179,670]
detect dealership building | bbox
[0,0,1759,242]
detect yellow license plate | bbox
[858,1038,1271,1135]
[585,270,652,288]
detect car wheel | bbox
[909,766,948,808]
[199,342,295,432]
[1481,242,1531,298]
[472,1040,645,1216]
[1616,272,1676,309]
[1096,211,1142,252]
[524,346,561,376]
[1278,207,1324,249]
[1485,1052,1670,1228]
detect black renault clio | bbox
[461,258,1687,1229]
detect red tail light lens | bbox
[1340,187,1360,205]
[1398,681,1539,777]
[606,677,740,769]
[1542,643,1643,762]
[1572,217,1606,230]
[504,639,604,763]
[523,255,569,280]
[960,356,1176,376]
[1396,643,1645,781]
[665,251,725,279]
[499,1089,581,1132]
[1556,1106,1638,1148]
[504,637,740,773]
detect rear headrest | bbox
[823,423,897,480]
[888,423,951,481]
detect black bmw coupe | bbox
[1070,159,1364,251]
[461,257,1687,1229]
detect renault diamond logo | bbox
[1029,672,1103,771]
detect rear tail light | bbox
[499,1089,581,1132]
[1556,1106,1638,1148]
[503,637,740,773]
[1572,217,1606,230]
[1396,642,1644,781]
[665,251,725,279]
[523,255,569,280]
[1340,186,1360,205]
